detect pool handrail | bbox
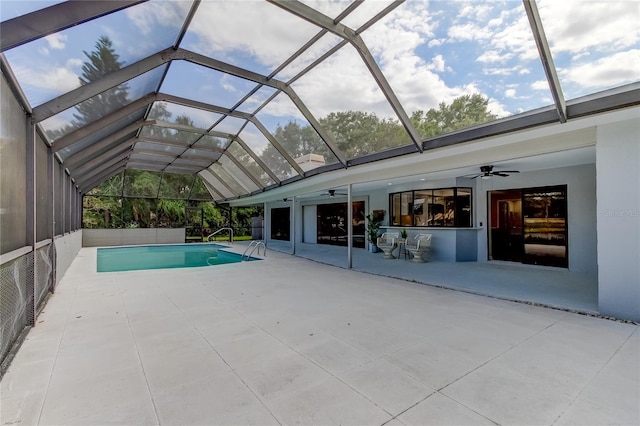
[242,240,266,260]
[207,227,233,244]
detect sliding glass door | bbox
[489,185,567,267]
[317,201,365,248]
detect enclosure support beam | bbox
[347,183,352,269]
[69,140,133,176]
[198,173,226,201]
[233,137,281,185]
[203,169,241,198]
[0,1,147,52]
[62,120,154,167]
[78,161,127,191]
[48,147,57,292]
[53,114,155,153]
[291,197,296,255]
[73,150,131,181]
[25,119,37,326]
[523,0,567,123]
[221,154,265,191]
[79,164,126,194]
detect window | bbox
[271,207,290,241]
[390,188,472,228]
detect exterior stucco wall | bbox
[596,118,640,321]
[82,228,186,247]
[55,230,82,285]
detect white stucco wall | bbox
[55,230,82,285]
[302,205,317,243]
[368,188,391,225]
[596,118,640,322]
[82,228,186,247]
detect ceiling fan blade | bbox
[493,172,510,177]
[498,170,519,173]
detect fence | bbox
[0,243,54,375]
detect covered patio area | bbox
[1,246,636,425]
[267,241,598,315]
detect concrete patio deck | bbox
[1,245,638,425]
[268,241,599,315]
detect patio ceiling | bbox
[1,0,638,203]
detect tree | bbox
[156,199,185,227]
[73,36,129,127]
[411,94,497,139]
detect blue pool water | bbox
[97,243,256,272]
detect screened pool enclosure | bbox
[1,0,639,369]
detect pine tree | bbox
[72,36,129,126]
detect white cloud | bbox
[488,9,539,62]
[43,67,80,92]
[125,1,190,36]
[477,50,513,64]
[428,39,444,48]
[66,58,83,69]
[450,4,538,68]
[458,3,493,22]
[220,75,239,93]
[487,97,510,117]
[571,52,590,61]
[448,23,492,41]
[428,55,446,72]
[531,80,549,91]
[14,63,80,94]
[488,17,503,28]
[505,89,517,98]
[560,49,640,88]
[187,1,321,71]
[482,65,527,76]
[44,33,67,50]
[482,68,510,76]
[363,2,435,63]
[537,0,640,55]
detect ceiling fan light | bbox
[481,175,492,180]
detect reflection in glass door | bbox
[489,190,523,262]
[523,186,567,267]
[317,202,365,248]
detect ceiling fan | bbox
[321,189,347,197]
[470,165,520,179]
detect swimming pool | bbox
[97,243,257,272]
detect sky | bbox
[2,0,639,146]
